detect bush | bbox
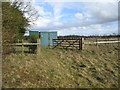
[29,34,38,43]
[29,34,39,53]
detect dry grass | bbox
[2,43,119,88]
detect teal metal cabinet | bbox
[29,31,39,37]
[29,31,57,46]
[40,32,57,46]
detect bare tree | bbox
[10,0,39,23]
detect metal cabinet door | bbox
[40,32,49,46]
[49,32,57,46]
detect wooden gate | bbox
[53,38,83,50]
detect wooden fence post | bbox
[96,38,98,48]
[79,38,81,50]
[22,39,24,54]
[37,38,40,55]
[82,38,84,50]
[96,38,97,46]
[0,2,2,88]
[79,38,84,50]
[18,39,19,43]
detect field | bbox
[2,43,119,88]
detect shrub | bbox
[28,34,39,53]
[29,34,38,43]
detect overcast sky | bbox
[25,0,119,36]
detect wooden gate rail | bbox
[7,43,40,46]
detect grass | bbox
[2,43,119,88]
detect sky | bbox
[25,0,119,36]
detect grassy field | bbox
[2,43,119,88]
